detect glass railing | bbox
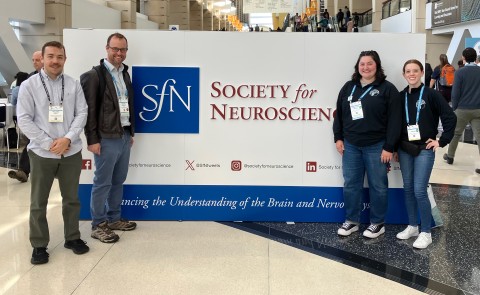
[357,9,372,27]
[382,0,411,19]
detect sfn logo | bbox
[133,66,200,134]
[231,160,242,171]
[186,160,195,171]
[306,162,317,172]
[82,159,92,170]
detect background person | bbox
[443,47,480,173]
[430,54,453,103]
[9,51,44,183]
[10,72,29,106]
[17,41,89,264]
[29,51,43,77]
[80,33,136,243]
[333,50,402,239]
[395,59,456,249]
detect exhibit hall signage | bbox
[431,0,480,27]
[64,30,426,222]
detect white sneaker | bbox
[337,222,359,236]
[413,232,432,249]
[396,225,419,240]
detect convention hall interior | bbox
[1,0,479,294]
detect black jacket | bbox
[399,84,456,148]
[80,59,135,145]
[333,79,402,152]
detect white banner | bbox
[63,30,426,222]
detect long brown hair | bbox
[438,54,449,68]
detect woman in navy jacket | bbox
[333,50,402,239]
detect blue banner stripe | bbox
[79,184,409,223]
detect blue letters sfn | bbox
[132,66,200,133]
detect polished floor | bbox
[0,141,479,295]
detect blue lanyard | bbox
[348,85,373,102]
[105,65,128,98]
[405,85,424,125]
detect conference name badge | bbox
[350,101,364,120]
[48,105,64,122]
[407,124,421,141]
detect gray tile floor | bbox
[2,141,479,295]
[250,183,480,294]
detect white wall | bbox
[0,0,45,88]
[137,13,159,30]
[359,24,372,32]
[72,0,121,29]
[381,11,412,33]
[0,0,44,24]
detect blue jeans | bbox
[342,140,388,224]
[398,148,435,233]
[91,130,131,228]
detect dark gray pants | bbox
[29,150,82,248]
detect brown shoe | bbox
[8,170,28,182]
[91,221,120,243]
[108,219,137,231]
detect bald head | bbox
[32,51,43,72]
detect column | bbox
[203,8,213,31]
[106,0,137,29]
[190,0,203,31]
[168,0,189,30]
[144,0,168,30]
[19,0,72,46]
[371,0,382,32]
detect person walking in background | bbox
[323,9,330,20]
[302,14,310,32]
[333,50,402,239]
[430,54,454,103]
[17,41,89,264]
[443,48,480,174]
[336,9,344,27]
[8,51,44,183]
[9,72,29,106]
[344,6,351,23]
[80,33,136,243]
[346,19,354,32]
[353,12,360,27]
[424,62,432,88]
[395,59,456,249]
[457,59,464,69]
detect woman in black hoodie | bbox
[395,59,456,249]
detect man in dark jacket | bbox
[443,47,480,174]
[80,32,137,244]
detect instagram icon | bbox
[231,160,242,171]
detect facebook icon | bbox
[82,159,92,170]
[132,66,200,133]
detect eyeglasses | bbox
[108,46,128,53]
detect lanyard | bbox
[348,85,373,102]
[405,85,424,125]
[40,73,64,105]
[105,64,128,98]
